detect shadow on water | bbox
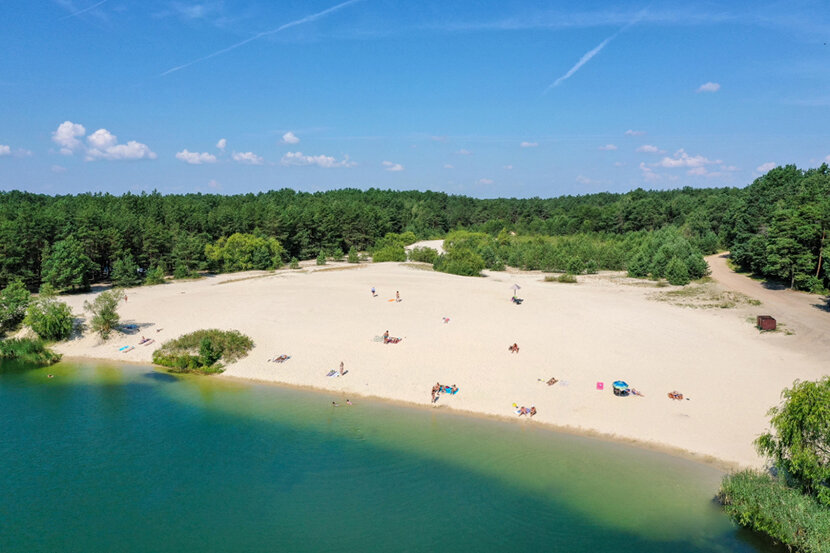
[0,361,782,553]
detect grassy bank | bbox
[0,338,62,366]
[152,329,254,374]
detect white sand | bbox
[53,253,828,468]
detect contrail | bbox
[544,8,647,93]
[160,0,364,77]
[59,0,110,20]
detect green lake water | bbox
[0,360,778,553]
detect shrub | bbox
[408,247,438,264]
[153,329,254,374]
[433,247,485,277]
[566,257,585,275]
[331,248,344,262]
[373,245,407,262]
[0,338,62,365]
[0,279,31,334]
[545,274,577,283]
[665,257,690,285]
[144,264,166,285]
[347,246,359,263]
[719,470,830,553]
[585,260,598,274]
[84,289,121,339]
[24,296,74,341]
[289,257,300,269]
[205,233,284,272]
[111,255,143,287]
[316,250,327,265]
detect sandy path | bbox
[706,253,830,356]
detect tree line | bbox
[0,164,827,291]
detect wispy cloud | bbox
[159,0,364,76]
[625,129,646,136]
[544,9,645,92]
[520,141,538,148]
[58,0,110,20]
[281,151,355,168]
[697,81,721,93]
[382,161,404,172]
[598,144,617,151]
[756,162,776,173]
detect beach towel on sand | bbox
[596,382,604,390]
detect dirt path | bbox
[706,253,830,355]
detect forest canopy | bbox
[0,163,827,291]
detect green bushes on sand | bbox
[25,295,74,341]
[408,247,438,264]
[153,329,254,374]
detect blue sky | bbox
[1,0,828,198]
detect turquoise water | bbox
[0,361,776,553]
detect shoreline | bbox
[57,353,740,473]
[49,257,827,472]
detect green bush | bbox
[153,329,254,374]
[347,246,359,263]
[316,250,327,265]
[289,257,300,269]
[719,470,830,553]
[331,248,344,262]
[24,296,73,341]
[144,264,166,285]
[0,279,31,334]
[433,247,485,277]
[665,256,690,285]
[585,260,598,274]
[373,245,407,262]
[111,255,143,287]
[84,289,121,339]
[205,233,284,272]
[0,338,62,365]
[408,247,438,264]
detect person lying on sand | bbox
[546,377,558,386]
[508,343,519,354]
[631,388,644,397]
[270,354,290,363]
[529,406,537,417]
[667,391,684,400]
[518,406,529,416]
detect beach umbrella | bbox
[510,284,521,291]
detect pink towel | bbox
[596,382,604,390]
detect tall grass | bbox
[0,338,62,365]
[719,470,830,553]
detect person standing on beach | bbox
[371,287,376,297]
[339,361,345,376]
[396,290,400,302]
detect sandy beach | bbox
[52,247,828,468]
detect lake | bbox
[0,360,776,552]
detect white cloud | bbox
[576,175,594,184]
[87,128,117,149]
[51,165,67,173]
[216,138,227,151]
[624,129,646,136]
[697,81,721,93]
[824,154,830,163]
[687,167,708,176]
[520,141,538,148]
[756,162,776,173]
[598,144,617,151]
[456,148,472,155]
[430,135,448,142]
[443,164,454,169]
[176,149,218,165]
[503,164,513,170]
[720,165,739,171]
[52,121,155,161]
[232,151,265,165]
[657,149,719,168]
[478,178,494,185]
[639,162,660,181]
[52,121,86,154]
[280,151,355,168]
[282,131,300,144]
[382,161,404,172]
[636,144,663,153]
[208,179,221,190]
[0,145,10,156]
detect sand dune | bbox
[53,254,827,468]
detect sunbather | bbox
[546,377,558,386]
[518,406,529,416]
[508,343,519,353]
[667,391,683,400]
[529,406,537,418]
